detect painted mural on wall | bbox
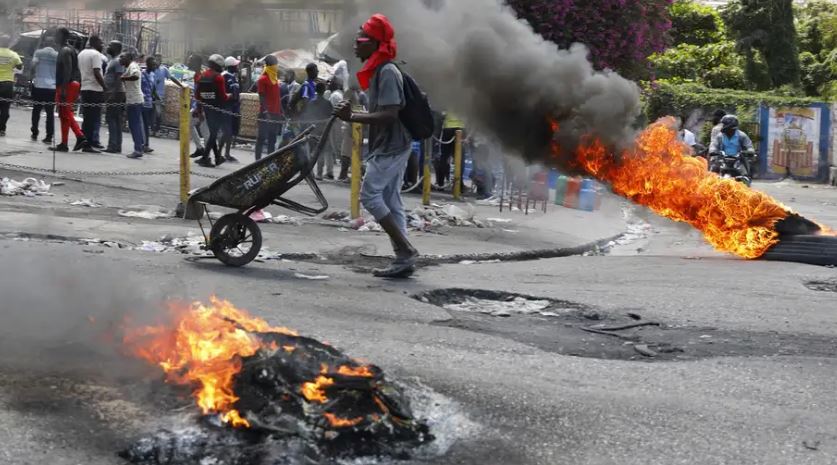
[766,106,822,178]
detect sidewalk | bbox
[0,107,627,259]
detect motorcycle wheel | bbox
[761,235,837,267]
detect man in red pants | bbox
[54,27,97,153]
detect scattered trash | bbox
[69,199,102,208]
[249,210,302,225]
[358,220,383,232]
[323,210,351,222]
[633,344,658,358]
[118,205,174,220]
[0,177,52,196]
[408,204,487,230]
[293,273,330,280]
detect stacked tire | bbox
[762,235,837,266]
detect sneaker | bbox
[93,143,105,150]
[373,261,416,279]
[53,144,69,152]
[214,157,226,167]
[31,133,38,141]
[0,131,5,137]
[82,145,101,154]
[225,155,239,163]
[72,139,85,151]
[103,148,121,154]
[127,152,143,159]
[190,148,205,159]
[143,146,154,154]
[42,136,53,144]
[324,174,335,181]
[196,157,214,168]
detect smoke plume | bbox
[349,0,643,162]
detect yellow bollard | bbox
[453,129,463,200]
[422,139,432,206]
[179,86,191,204]
[351,122,363,219]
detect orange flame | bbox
[559,119,794,258]
[323,413,364,428]
[301,375,335,404]
[123,296,297,428]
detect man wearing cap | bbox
[255,55,282,161]
[0,34,23,138]
[194,54,229,167]
[221,56,241,163]
[333,14,419,279]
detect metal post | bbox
[351,122,363,219]
[422,138,432,206]
[453,129,463,200]
[179,87,191,203]
[176,87,200,219]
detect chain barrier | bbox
[0,96,331,126]
[0,160,220,179]
[432,134,457,145]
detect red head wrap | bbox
[356,13,397,90]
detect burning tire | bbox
[762,235,837,267]
[209,213,262,267]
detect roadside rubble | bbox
[250,210,303,225]
[118,205,175,220]
[323,204,507,233]
[0,177,52,196]
[69,199,103,208]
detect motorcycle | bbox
[709,151,757,187]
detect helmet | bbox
[721,115,739,131]
[208,54,225,68]
[224,56,240,68]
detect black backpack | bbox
[376,63,434,140]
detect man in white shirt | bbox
[120,52,146,159]
[77,35,106,149]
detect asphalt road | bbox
[2,105,837,464]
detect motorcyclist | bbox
[708,115,755,175]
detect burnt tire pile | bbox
[762,235,837,267]
[120,332,432,465]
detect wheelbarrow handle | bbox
[307,116,339,170]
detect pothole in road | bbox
[417,288,837,362]
[804,279,837,292]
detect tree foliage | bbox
[506,0,673,79]
[650,42,746,89]
[669,0,724,46]
[721,0,801,88]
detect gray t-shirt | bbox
[105,57,125,93]
[367,63,411,158]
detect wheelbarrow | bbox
[187,117,338,267]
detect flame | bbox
[301,375,334,404]
[123,296,297,428]
[337,365,375,377]
[558,119,795,258]
[323,413,364,428]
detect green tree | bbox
[722,0,801,88]
[796,0,837,58]
[669,0,724,46]
[650,41,746,89]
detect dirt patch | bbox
[418,289,837,362]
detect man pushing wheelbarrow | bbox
[189,13,433,279]
[333,13,434,278]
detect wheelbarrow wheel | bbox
[209,213,263,267]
